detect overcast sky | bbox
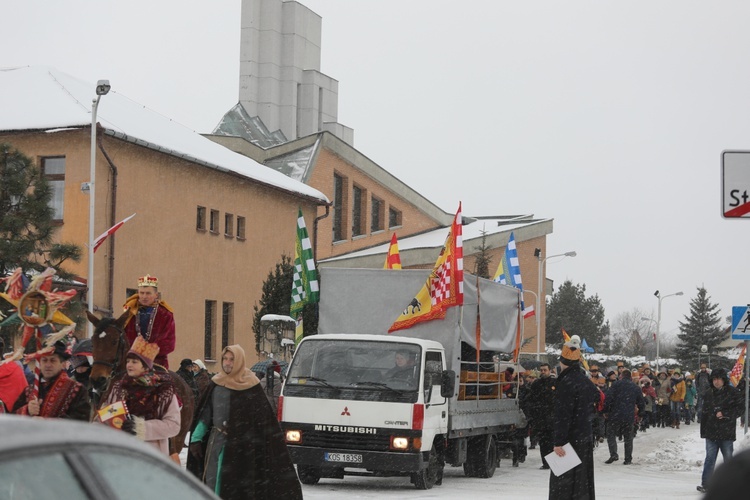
[4,1,750,344]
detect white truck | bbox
[279,268,527,489]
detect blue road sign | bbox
[731,306,750,340]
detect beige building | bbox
[0,66,328,371]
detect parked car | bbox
[0,414,218,499]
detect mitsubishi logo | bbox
[341,406,351,416]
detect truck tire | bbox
[463,435,497,478]
[297,465,321,485]
[413,445,443,489]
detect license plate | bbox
[324,452,363,463]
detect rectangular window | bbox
[236,216,246,240]
[225,213,234,237]
[204,300,217,360]
[42,157,65,221]
[210,209,219,233]
[333,173,345,241]
[196,206,206,230]
[222,302,234,349]
[352,185,364,237]
[371,196,384,233]
[389,207,402,229]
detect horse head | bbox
[86,310,129,392]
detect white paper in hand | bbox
[544,443,582,477]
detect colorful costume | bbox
[0,361,29,413]
[123,275,175,369]
[13,370,89,420]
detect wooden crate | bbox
[458,370,502,400]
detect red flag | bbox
[383,233,402,270]
[93,214,136,253]
[730,344,746,387]
[388,203,463,333]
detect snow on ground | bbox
[299,422,750,500]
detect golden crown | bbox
[129,336,160,366]
[137,274,158,288]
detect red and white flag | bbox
[93,213,136,253]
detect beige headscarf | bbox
[211,345,259,391]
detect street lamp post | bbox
[87,80,111,337]
[536,249,577,361]
[653,290,684,373]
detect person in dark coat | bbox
[187,345,301,500]
[603,369,645,465]
[525,363,556,469]
[697,368,744,494]
[694,362,711,423]
[548,337,600,500]
[177,358,200,403]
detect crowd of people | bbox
[505,338,748,499]
[0,274,300,500]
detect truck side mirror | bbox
[441,370,456,398]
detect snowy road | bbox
[299,422,750,499]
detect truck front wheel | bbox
[297,465,321,485]
[413,445,444,489]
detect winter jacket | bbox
[605,379,645,422]
[553,363,600,446]
[669,377,686,402]
[641,384,657,412]
[700,371,743,442]
[524,376,556,430]
[695,370,712,397]
[655,377,670,405]
[684,383,697,406]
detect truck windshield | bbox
[287,340,421,392]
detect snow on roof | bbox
[0,66,328,204]
[322,216,551,262]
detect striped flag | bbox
[383,233,402,269]
[730,344,746,387]
[93,213,136,253]
[492,232,535,318]
[389,203,463,333]
[290,209,319,344]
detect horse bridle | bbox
[90,323,127,397]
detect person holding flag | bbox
[389,203,463,333]
[290,208,319,344]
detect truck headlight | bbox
[286,430,302,443]
[390,436,409,450]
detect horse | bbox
[86,310,195,465]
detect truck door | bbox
[424,350,448,435]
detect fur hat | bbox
[640,376,650,385]
[193,359,206,370]
[127,336,159,369]
[710,368,729,384]
[180,358,193,369]
[559,337,582,366]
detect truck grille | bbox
[301,431,392,452]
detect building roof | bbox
[320,215,553,268]
[0,66,328,204]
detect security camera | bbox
[96,79,111,96]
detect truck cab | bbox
[279,334,454,489]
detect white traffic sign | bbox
[722,151,750,218]
[731,306,750,339]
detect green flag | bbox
[290,209,319,343]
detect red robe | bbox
[0,362,28,412]
[124,305,175,369]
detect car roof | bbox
[0,414,163,459]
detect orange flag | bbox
[389,203,463,333]
[384,233,402,270]
[730,344,746,387]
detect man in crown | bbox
[123,275,175,369]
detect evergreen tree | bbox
[0,144,81,279]
[472,229,492,279]
[674,287,726,368]
[252,254,318,353]
[545,280,609,348]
